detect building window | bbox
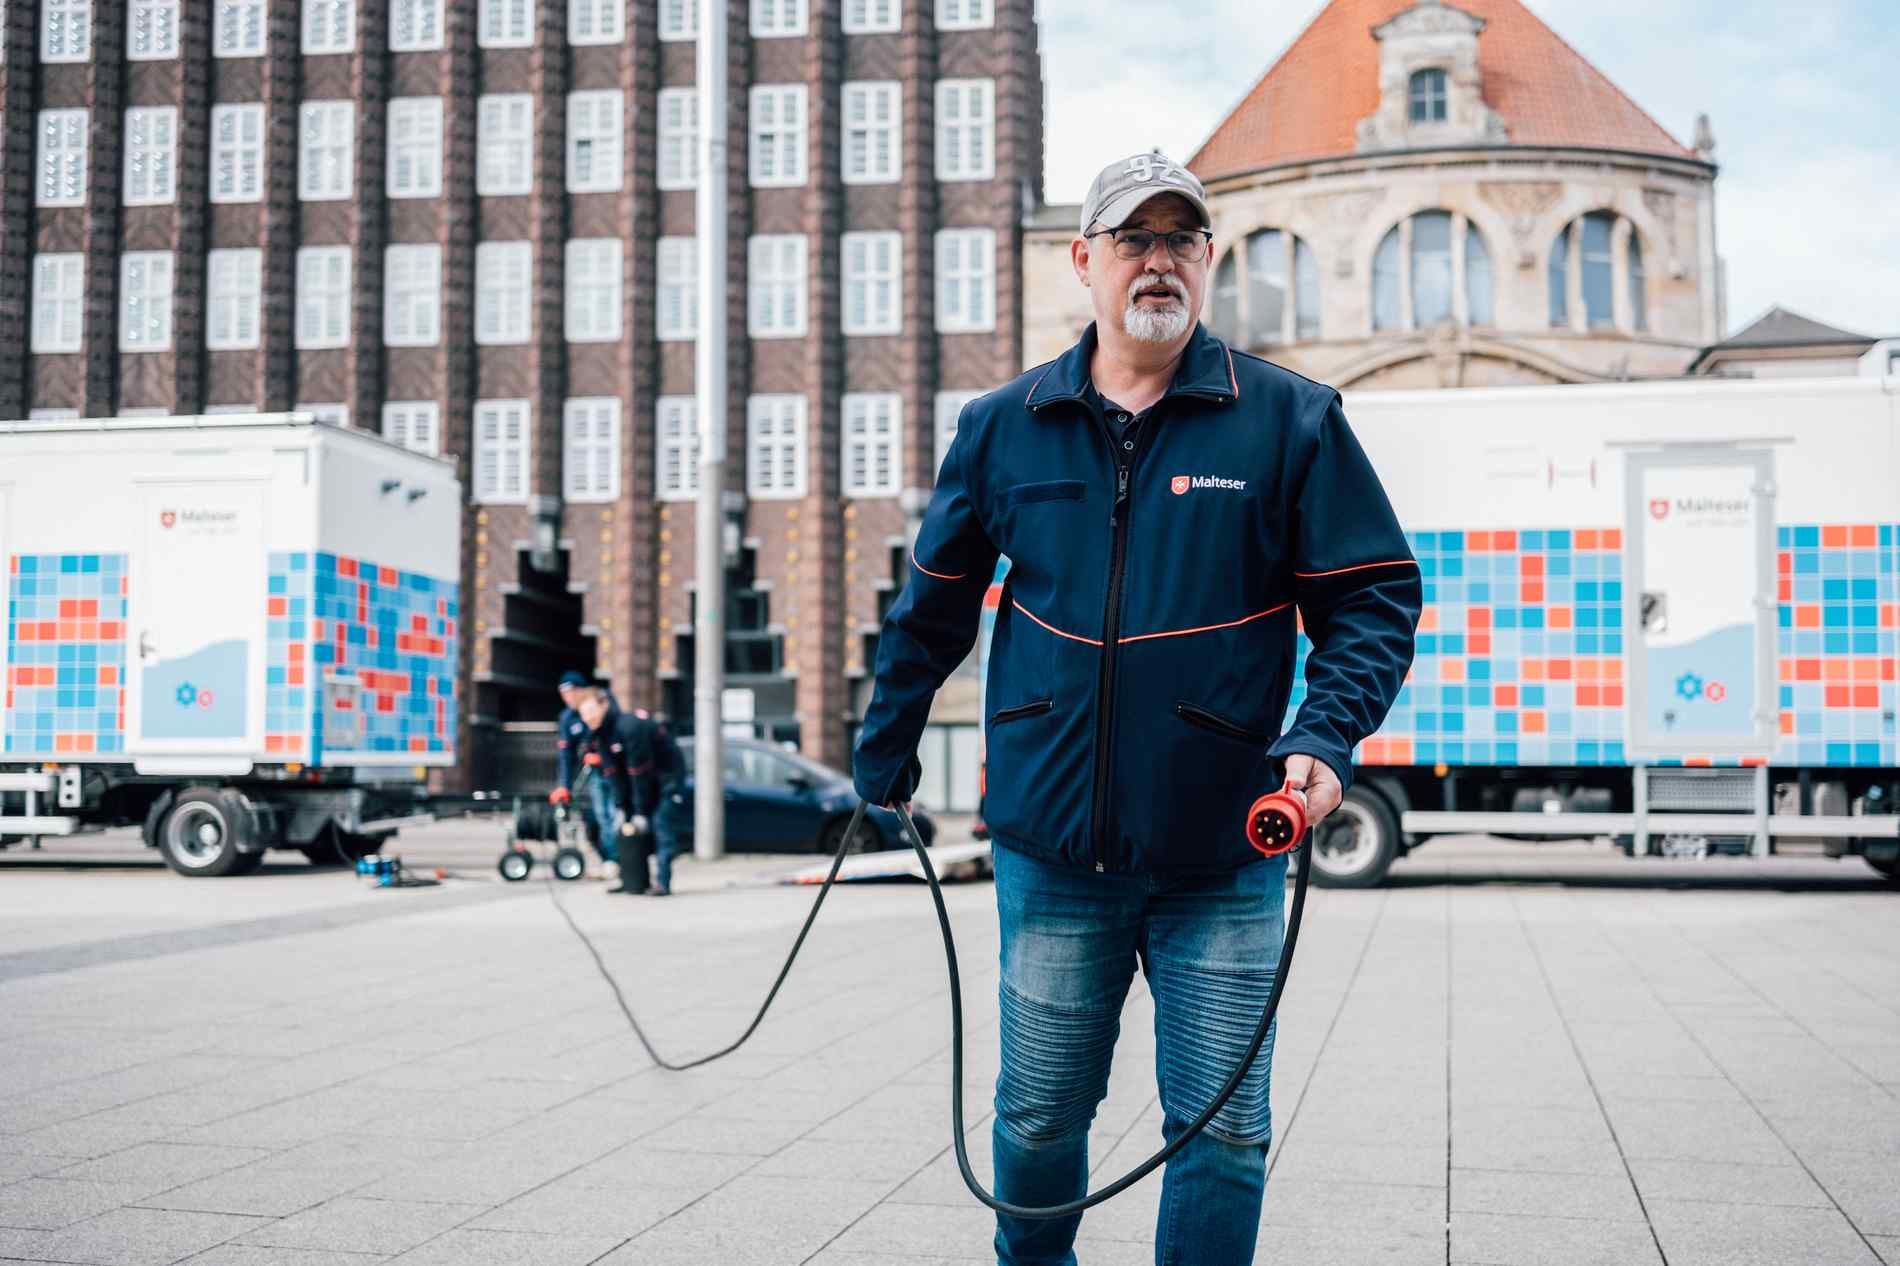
[1628,231,1647,333]
[1580,212,1615,330]
[842,231,901,336]
[128,0,180,59]
[474,400,531,503]
[390,0,444,49]
[842,81,900,184]
[1210,229,1321,347]
[384,244,441,347]
[210,104,265,203]
[656,397,700,499]
[1372,210,1493,332]
[215,1,266,56]
[120,253,174,352]
[206,248,263,350]
[28,409,82,421]
[303,0,354,53]
[567,91,623,193]
[36,110,88,208]
[748,234,807,338]
[123,107,179,206]
[299,102,354,201]
[478,94,534,195]
[844,0,899,33]
[935,389,979,472]
[935,228,995,333]
[387,98,443,198]
[41,0,92,62]
[1549,211,1645,333]
[936,0,991,29]
[566,239,623,343]
[657,88,698,190]
[295,246,352,349]
[747,395,807,499]
[659,0,698,40]
[569,0,623,43]
[383,401,440,455]
[842,393,901,497]
[657,236,698,342]
[749,86,807,188]
[1408,68,1447,123]
[297,402,349,427]
[751,0,806,37]
[564,398,621,502]
[479,0,533,47]
[475,241,531,345]
[935,79,994,181]
[31,254,84,354]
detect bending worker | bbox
[552,670,618,864]
[852,152,1420,1264]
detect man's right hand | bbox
[548,786,570,805]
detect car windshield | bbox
[676,739,842,789]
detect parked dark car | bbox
[665,737,936,855]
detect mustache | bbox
[1126,272,1188,304]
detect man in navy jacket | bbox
[853,152,1419,1264]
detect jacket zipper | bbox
[990,698,1052,726]
[1175,701,1269,746]
[1088,426,1138,872]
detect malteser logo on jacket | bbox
[1171,474,1247,495]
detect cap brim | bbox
[1089,186,1211,233]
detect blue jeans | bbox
[991,845,1287,1266]
[585,775,618,864]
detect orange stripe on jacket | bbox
[1011,599,1294,648]
[911,553,966,581]
[1011,600,1104,647]
[1293,559,1420,580]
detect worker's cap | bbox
[557,670,591,689]
[1079,151,1211,237]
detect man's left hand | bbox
[1282,754,1342,827]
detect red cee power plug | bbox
[1246,779,1309,857]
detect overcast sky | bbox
[1037,0,1900,339]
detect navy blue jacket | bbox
[555,690,618,789]
[852,323,1421,876]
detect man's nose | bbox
[1144,239,1176,272]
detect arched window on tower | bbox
[1372,210,1494,332]
[1209,249,1240,342]
[1548,211,1649,333]
[1408,68,1447,123]
[1208,228,1320,348]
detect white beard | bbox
[1121,272,1192,343]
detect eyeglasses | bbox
[1084,227,1214,263]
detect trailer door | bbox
[1625,448,1776,760]
[126,481,267,756]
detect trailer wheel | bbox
[1310,786,1401,889]
[157,788,254,878]
[498,848,534,882]
[552,847,587,881]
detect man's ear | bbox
[1070,236,1091,286]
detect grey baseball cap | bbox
[1078,151,1211,236]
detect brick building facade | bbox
[1,0,1043,785]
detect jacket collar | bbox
[1025,321,1239,412]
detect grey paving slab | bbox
[1625,1156,1833,1208]
[1800,1148,1900,1236]
[1449,1210,1665,1266]
[0,1177,155,1231]
[235,1198,483,1256]
[49,1142,272,1196]
[1450,1167,1647,1222]
[383,1227,624,1264]
[1647,1198,1885,1266]
[1253,1223,1444,1266]
[180,1249,390,1265]
[14,1206,266,1265]
[468,1176,701,1238]
[139,1164,367,1219]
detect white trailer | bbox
[0,414,461,875]
[1281,372,1900,885]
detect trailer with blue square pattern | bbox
[0,413,461,875]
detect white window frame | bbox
[123,106,179,207]
[128,0,181,60]
[842,393,901,497]
[936,0,992,30]
[473,399,532,504]
[383,401,441,456]
[655,396,700,500]
[479,0,535,47]
[302,0,355,53]
[210,103,265,203]
[750,0,807,37]
[748,234,808,339]
[934,389,979,471]
[386,97,444,198]
[214,1,266,57]
[41,0,93,63]
[30,254,85,354]
[565,238,623,343]
[659,0,698,40]
[843,0,900,33]
[936,227,995,333]
[842,231,901,336]
[384,244,442,348]
[205,248,263,351]
[936,79,995,181]
[747,395,808,500]
[749,85,807,188]
[295,246,352,350]
[297,402,350,427]
[299,101,355,201]
[36,110,88,208]
[29,408,82,421]
[119,252,175,352]
[657,236,698,342]
[474,241,532,345]
[842,81,900,185]
[657,88,699,191]
[563,397,621,502]
[477,94,534,196]
[567,91,624,194]
[389,0,444,50]
[569,0,624,44]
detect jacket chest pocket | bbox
[998,480,1086,550]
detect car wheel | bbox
[157,788,254,878]
[818,815,880,856]
[1865,851,1899,882]
[1310,786,1401,889]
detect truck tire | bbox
[157,788,255,878]
[1310,785,1401,889]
